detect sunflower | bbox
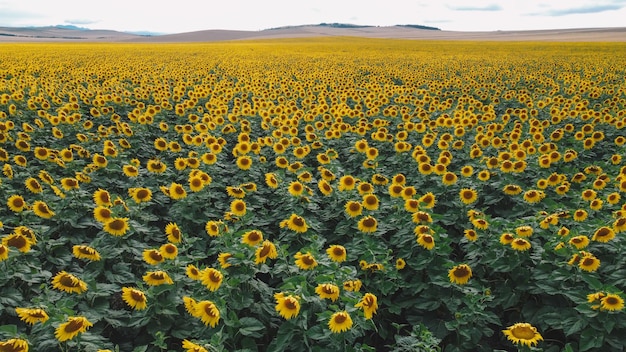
[275,156,289,169]
[515,226,533,237]
[143,249,165,265]
[0,338,28,352]
[123,164,139,177]
[404,198,420,213]
[154,137,168,151]
[343,279,362,292]
[61,178,79,191]
[477,170,490,181]
[3,164,13,179]
[589,199,603,211]
[103,217,129,236]
[146,159,167,173]
[169,182,187,200]
[502,184,522,196]
[354,139,369,152]
[568,253,582,266]
[614,217,626,233]
[355,293,378,319]
[161,222,182,243]
[448,264,472,285]
[344,201,363,218]
[581,189,597,201]
[230,199,247,216]
[418,163,433,175]
[265,173,279,189]
[160,243,178,259]
[242,230,264,247]
[357,182,374,195]
[511,238,532,251]
[205,220,226,237]
[92,154,108,168]
[274,293,301,320]
[326,244,347,263]
[182,339,208,352]
[317,179,333,196]
[433,163,447,175]
[502,322,543,347]
[568,235,590,249]
[225,186,245,199]
[578,254,600,272]
[401,186,417,200]
[464,229,478,242]
[419,192,436,209]
[55,316,93,342]
[458,165,473,177]
[371,173,389,185]
[315,283,340,302]
[7,194,27,212]
[417,233,435,250]
[72,245,101,261]
[601,294,624,311]
[396,258,406,270]
[2,232,32,253]
[412,211,433,224]
[607,192,621,205]
[174,157,188,171]
[388,184,404,198]
[288,181,305,197]
[459,188,478,205]
[294,251,317,270]
[357,216,378,233]
[281,213,309,233]
[201,152,217,165]
[255,240,278,264]
[441,172,458,186]
[573,209,588,222]
[13,226,35,245]
[592,226,615,243]
[317,153,331,165]
[466,215,488,230]
[338,175,356,191]
[122,287,148,310]
[359,194,379,211]
[236,156,252,170]
[523,190,543,203]
[186,264,202,280]
[0,244,9,261]
[169,141,182,152]
[93,206,112,224]
[194,300,220,327]
[52,271,87,294]
[31,200,54,219]
[201,268,223,292]
[130,187,152,203]
[328,311,353,333]
[15,307,49,325]
[25,177,43,194]
[143,270,174,286]
[13,155,27,167]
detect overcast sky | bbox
[1,0,625,33]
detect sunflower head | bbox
[502,322,543,347]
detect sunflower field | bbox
[1,38,626,352]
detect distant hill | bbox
[266,23,441,31]
[397,24,441,31]
[0,26,143,41]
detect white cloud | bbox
[0,0,625,32]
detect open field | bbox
[1,25,625,42]
[0,39,625,351]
